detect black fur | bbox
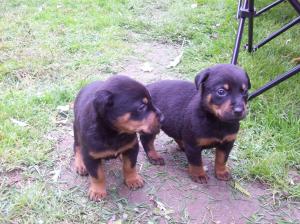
[73,75,162,200]
[141,64,251,182]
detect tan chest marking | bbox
[196,134,237,147]
[89,138,138,159]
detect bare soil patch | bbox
[117,41,184,83]
[53,41,300,223]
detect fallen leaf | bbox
[167,52,183,68]
[292,57,300,64]
[56,105,70,113]
[51,169,61,182]
[152,199,174,220]
[210,33,219,39]
[113,220,122,224]
[10,118,28,127]
[167,39,185,69]
[191,3,198,8]
[141,62,153,72]
[231,181,251,197]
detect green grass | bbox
[1,0,299,222]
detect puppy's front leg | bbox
[140,134,165,165]
[185,143,208,184]
[83,155,107,201]
[215,141,234,181]
[122,143,144,189]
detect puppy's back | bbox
[74,81,104,126]
[147,80,197,139]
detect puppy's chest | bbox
[196,133,237,148]
[193,118,239,148]
[89,136,137,159]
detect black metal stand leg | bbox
[231,0,300,100]
[253,16,300,50]
[247,0,255,52]
[231,0,248,64]
[248,65,300,100]
[288,0,300,14]
[255,0,285,17]
[231,18,246,64]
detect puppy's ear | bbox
[93,90,114,116]
[245,71,251,89]
[195,68,210,90]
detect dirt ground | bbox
[55,41,300,223]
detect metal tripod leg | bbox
[231,0,248,64]
[253,16,300,50]
[248,65,300,100]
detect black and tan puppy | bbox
[141,64,250,183]
[73,75,163,201]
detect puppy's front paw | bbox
[147,150,165,165]
[215,167,231,181]
[190,174,209,184]
[74,156,88,176]
[75,164,88,176]
[188,165,209,184]
[125,174,144,190]
[88,186,107,201]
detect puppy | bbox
[73,75,163,200]
[140,64,250,183]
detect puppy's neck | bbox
[95,115,117,134]
[95,115,135,138]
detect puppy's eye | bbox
[217,88,227,97]
[137,103,147,112]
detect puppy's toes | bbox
[76,166,88,176]
[148,156,165,165]
[125,174,144,190]
[215,169,231,181]
[88,188,107,201]
[147,150,165,165]
[188,165,208,184]
[190,174,209,184]
[74,152,88,176]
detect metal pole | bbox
[231,0,248,64]
[253,16,300,50]
[247,0,255,52]
[288,0,300,14]
[255,0,285,17]
[248,65,300,100]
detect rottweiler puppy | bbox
[73,75,163,201]
[140,64,250,183]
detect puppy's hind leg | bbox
[140,134,165,165]
[174,139,185,151]
[73,122,88,176]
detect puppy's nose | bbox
[233,106,244,116]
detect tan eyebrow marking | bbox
[143,97,148,104]
[223,84,229,90]
[242,84,246,90]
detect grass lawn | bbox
[0,0,299,223]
